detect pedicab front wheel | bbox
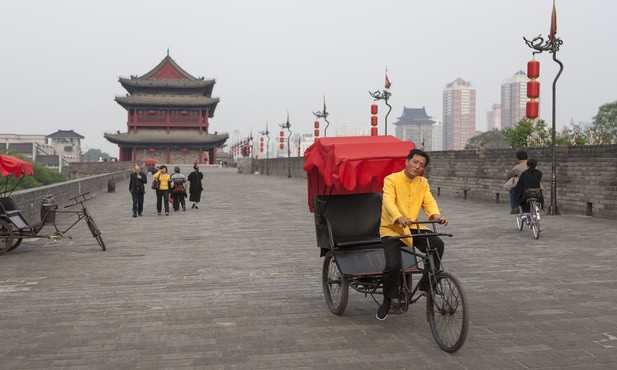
[322,251,349,315]
[427,272,469,353]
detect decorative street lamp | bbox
[259,124,270,160]
[280,113,292,178]
[524,0,562,216]
[312,96,329,137]
[258,123,271,179]
[369,69,392,135]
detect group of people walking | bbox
[128,162,204,217]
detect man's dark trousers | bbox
[381,229,445,299]
[132,190,144,215]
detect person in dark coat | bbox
[187,163,204,209]
[170,166,188,212]
[513,158,544,213]
[129,164,147,217]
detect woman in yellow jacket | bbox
[153,165,171,215]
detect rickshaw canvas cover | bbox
[303,136,415,212]
[0,155,34,177]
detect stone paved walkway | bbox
[1,167,616,369]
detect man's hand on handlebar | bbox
[429,214,448,226]
[396,215,448,227]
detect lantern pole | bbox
[524,25,563,215]
[280,118,292,178]
[369,89,392,135]
[259,124,270,175]
[313,96,329,137]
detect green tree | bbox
[82,148,110,162]
[465,129,509,150]
[590,101,617,144]
[503,118,551,148]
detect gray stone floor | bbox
[1,167,616,369]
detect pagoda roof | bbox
[115,94,219,111]
[140,55,199,80]
[47,130,85,139]
[394,107,435,125]
[104,129,228,146]
[119,77,215,91]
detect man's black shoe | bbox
[376,298,391,321]
[132,213,137,218]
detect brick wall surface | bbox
[257,145,617,218]
[8,171,131,224]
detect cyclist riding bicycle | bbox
[513,158,544,213]
[377,149,448,321]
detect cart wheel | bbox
[7,223,22,251]
[532,221,540,239]
[0,219,15,255]
[322,251,348,315]
[427,272,469,353]
[86,217,106,251]
[516,214,524,231]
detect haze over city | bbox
[1,0,615,155]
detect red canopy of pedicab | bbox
[0,154,34,177]
[144,158,157,165]
[303,135,415,212]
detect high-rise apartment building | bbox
[443,77,476,150]
[501,70,529,129]
[486,103,502,130]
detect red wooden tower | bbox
[105,54,228,164]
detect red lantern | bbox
[279,136,284,144]
[279,143,284,150]
[260,143,264,153]
[181,148,188,153]
[527,80,540,99]
[371,103,378,115]
[371,127,378,136]
[314,129,319,137]
[280,130,284,137]
[371,116,378,126]
[314,120,319,129]
[526,100,539,119]
[527,60,540,79]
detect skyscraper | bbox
[501,70,529,129]
[443,77,476,150]
[486,103,502,130]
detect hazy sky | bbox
[1,0,615,154]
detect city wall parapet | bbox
[256,145,617,218]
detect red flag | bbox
[385,73,392,89]
[549,0,557,42]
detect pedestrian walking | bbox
[170,166,188,212]
[153,165,171,215]
[128,164,147,217]
[187,163,204,209]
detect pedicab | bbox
[0,154,105,254]
[303,136,469,353]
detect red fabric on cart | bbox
[303,136,415,211]
[0,155,34,177]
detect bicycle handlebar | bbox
[63,193,95,208]
[69,192,90,201]
[387,220,453,240]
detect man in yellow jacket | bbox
[377,149,448,320]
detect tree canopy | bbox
[590,100,617,144]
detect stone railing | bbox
[7,171,131,224]
[256,145,617,218]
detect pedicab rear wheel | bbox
[427,272,469,353]
[0,219,15,255]
[322,251,348,315]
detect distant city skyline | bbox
[1,1,615,155]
